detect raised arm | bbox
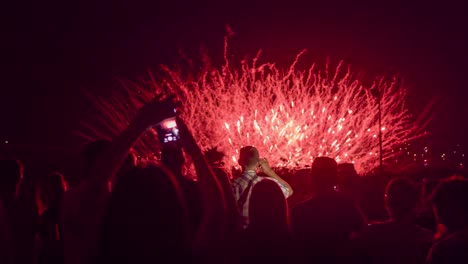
[259,158,294,197]
[90,95,177,186]
[175,117,227,251]
[63,96,178,264]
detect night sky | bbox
[2,0,467,163]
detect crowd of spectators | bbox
[1,96,467,264]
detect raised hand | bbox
[136,94,178,129]
[258,158,273,174]
[258,157,294,197]
[175,116,227,251]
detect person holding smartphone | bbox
[231,146,293,229]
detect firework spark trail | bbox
[82,44,423,173]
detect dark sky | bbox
[2,0,468,159]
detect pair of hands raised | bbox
[137,94,199,154]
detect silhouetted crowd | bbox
[1,96,467,264]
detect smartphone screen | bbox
[156,117,179,144]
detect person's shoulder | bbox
[231,176,243,185]
[232,173,252,184]
[291,196,317,215]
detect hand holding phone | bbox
[137,94,179,129]
[156,117,180,144]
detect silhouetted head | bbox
[249,179,290,235]
[431,178,468,233]
[0,159,23,197]
[338,163,357,179]
[204,147,225,167]
[81,140,111,176]
[338,163,358,189]
[311,157,338,193]
[160,146,185,177]
[36,172,68,211]
[238,146,259,171]
[100,164,189,262]
[385,177,420,222]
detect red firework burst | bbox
[81,38,423,174]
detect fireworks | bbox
[81,38,423,174]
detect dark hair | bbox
[204,147,225,167]
[249,179,289,234]
[338,163,359,187]
[99,164,190,262]
[430,178,468,232]
[385,177,420,220]
[311,157,338,190]
[338,163,357,177]
[238,146,259,169]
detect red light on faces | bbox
[162,119,177,129]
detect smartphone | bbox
[155,116,180,144]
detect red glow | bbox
[83,36,423,173]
